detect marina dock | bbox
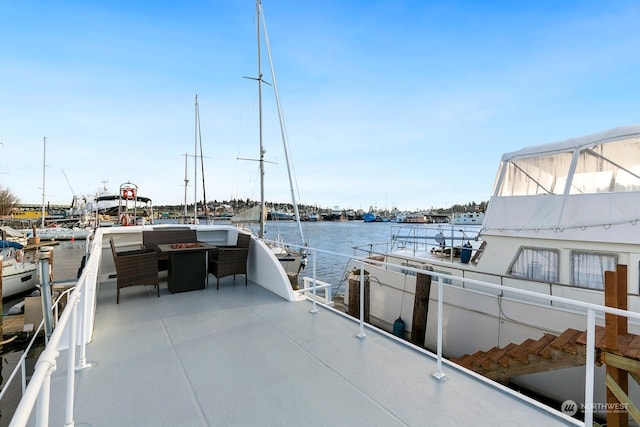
[1,242,86,339]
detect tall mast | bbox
[261,4,306,245]
[257,0,265,239]
[183,153,189,218]
[197,95,208,224]
[41,136,46,229]
[193,95,199,223]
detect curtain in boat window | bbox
[509,248,559,282]
[571,252,617,290]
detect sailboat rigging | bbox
[196,94,210,224]
[238,0,307,275]
[181,95,209,225]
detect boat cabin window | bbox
[570,251,617,290]
[496,152,572,196]
[495,134,640,197]
[508,247,559,283]
[571,138,640,194]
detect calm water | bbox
[257,220,394,294]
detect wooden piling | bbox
[411,271,432,347]
[604,265,629,427]
[347,272,369,322]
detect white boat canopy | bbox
[483,125,640,243]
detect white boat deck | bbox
[40,268,577,426]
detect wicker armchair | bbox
[208,233,251,290]
[110,237,160,304]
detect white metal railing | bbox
[8,235,99,427]
[8,233,635,426]
[277,241,639,426]
[0,286,75,402]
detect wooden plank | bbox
[605,270,619,352]
[603,352,640,375]
[550,328,581,351]
[507,339,535,364]
[527,333,557,356]
[617,334,636,358]
[410,272,432,346]
[486,346,507,362]
[606,373,636,426]
[575,326,606,346]
[497,343,518,367]
[617,264,628,335]
[625,336,640,361]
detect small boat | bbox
[402,212,428,223]
[0,241,39,299]
[329,207,347,221]
[450,211,484,225]
[362,212,376,222]
[22,226,93,241]
[74,182,154,227]
[269,211,295,220]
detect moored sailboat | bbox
[237,0,308,277]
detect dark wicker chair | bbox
[110,237,160,304]
[208,233,251,290]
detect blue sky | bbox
[2,1,640,212]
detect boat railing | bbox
[10,233,631,426]
[270,240,638,426]
[8,236,98,427]
[0,285,76,403]
[354,223,482,259]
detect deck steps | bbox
[452,325,640,385]
[450,328,588,384]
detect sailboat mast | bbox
[193,95,199,223]
[257,0,265,239]
[183,153,189,218]
[197,96,208,224]
[41,136,46,229]
[260,5,306,245]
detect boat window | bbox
[571,138,640,194]
[400,262,424,276]
[431,269,452,285]
[497,152,572,196]
[508,247,559,283]
[570,251,617,290]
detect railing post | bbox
[357,260,366,338]
[310,249,318,314]
[584,308,595,426]
[76,270,93,371]
[37,249,55,341]
[21,361,26,395]
[65,297,79,426]
[433,279,446,380]
[35,365,52,427]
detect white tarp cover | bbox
[483,125,640,244]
